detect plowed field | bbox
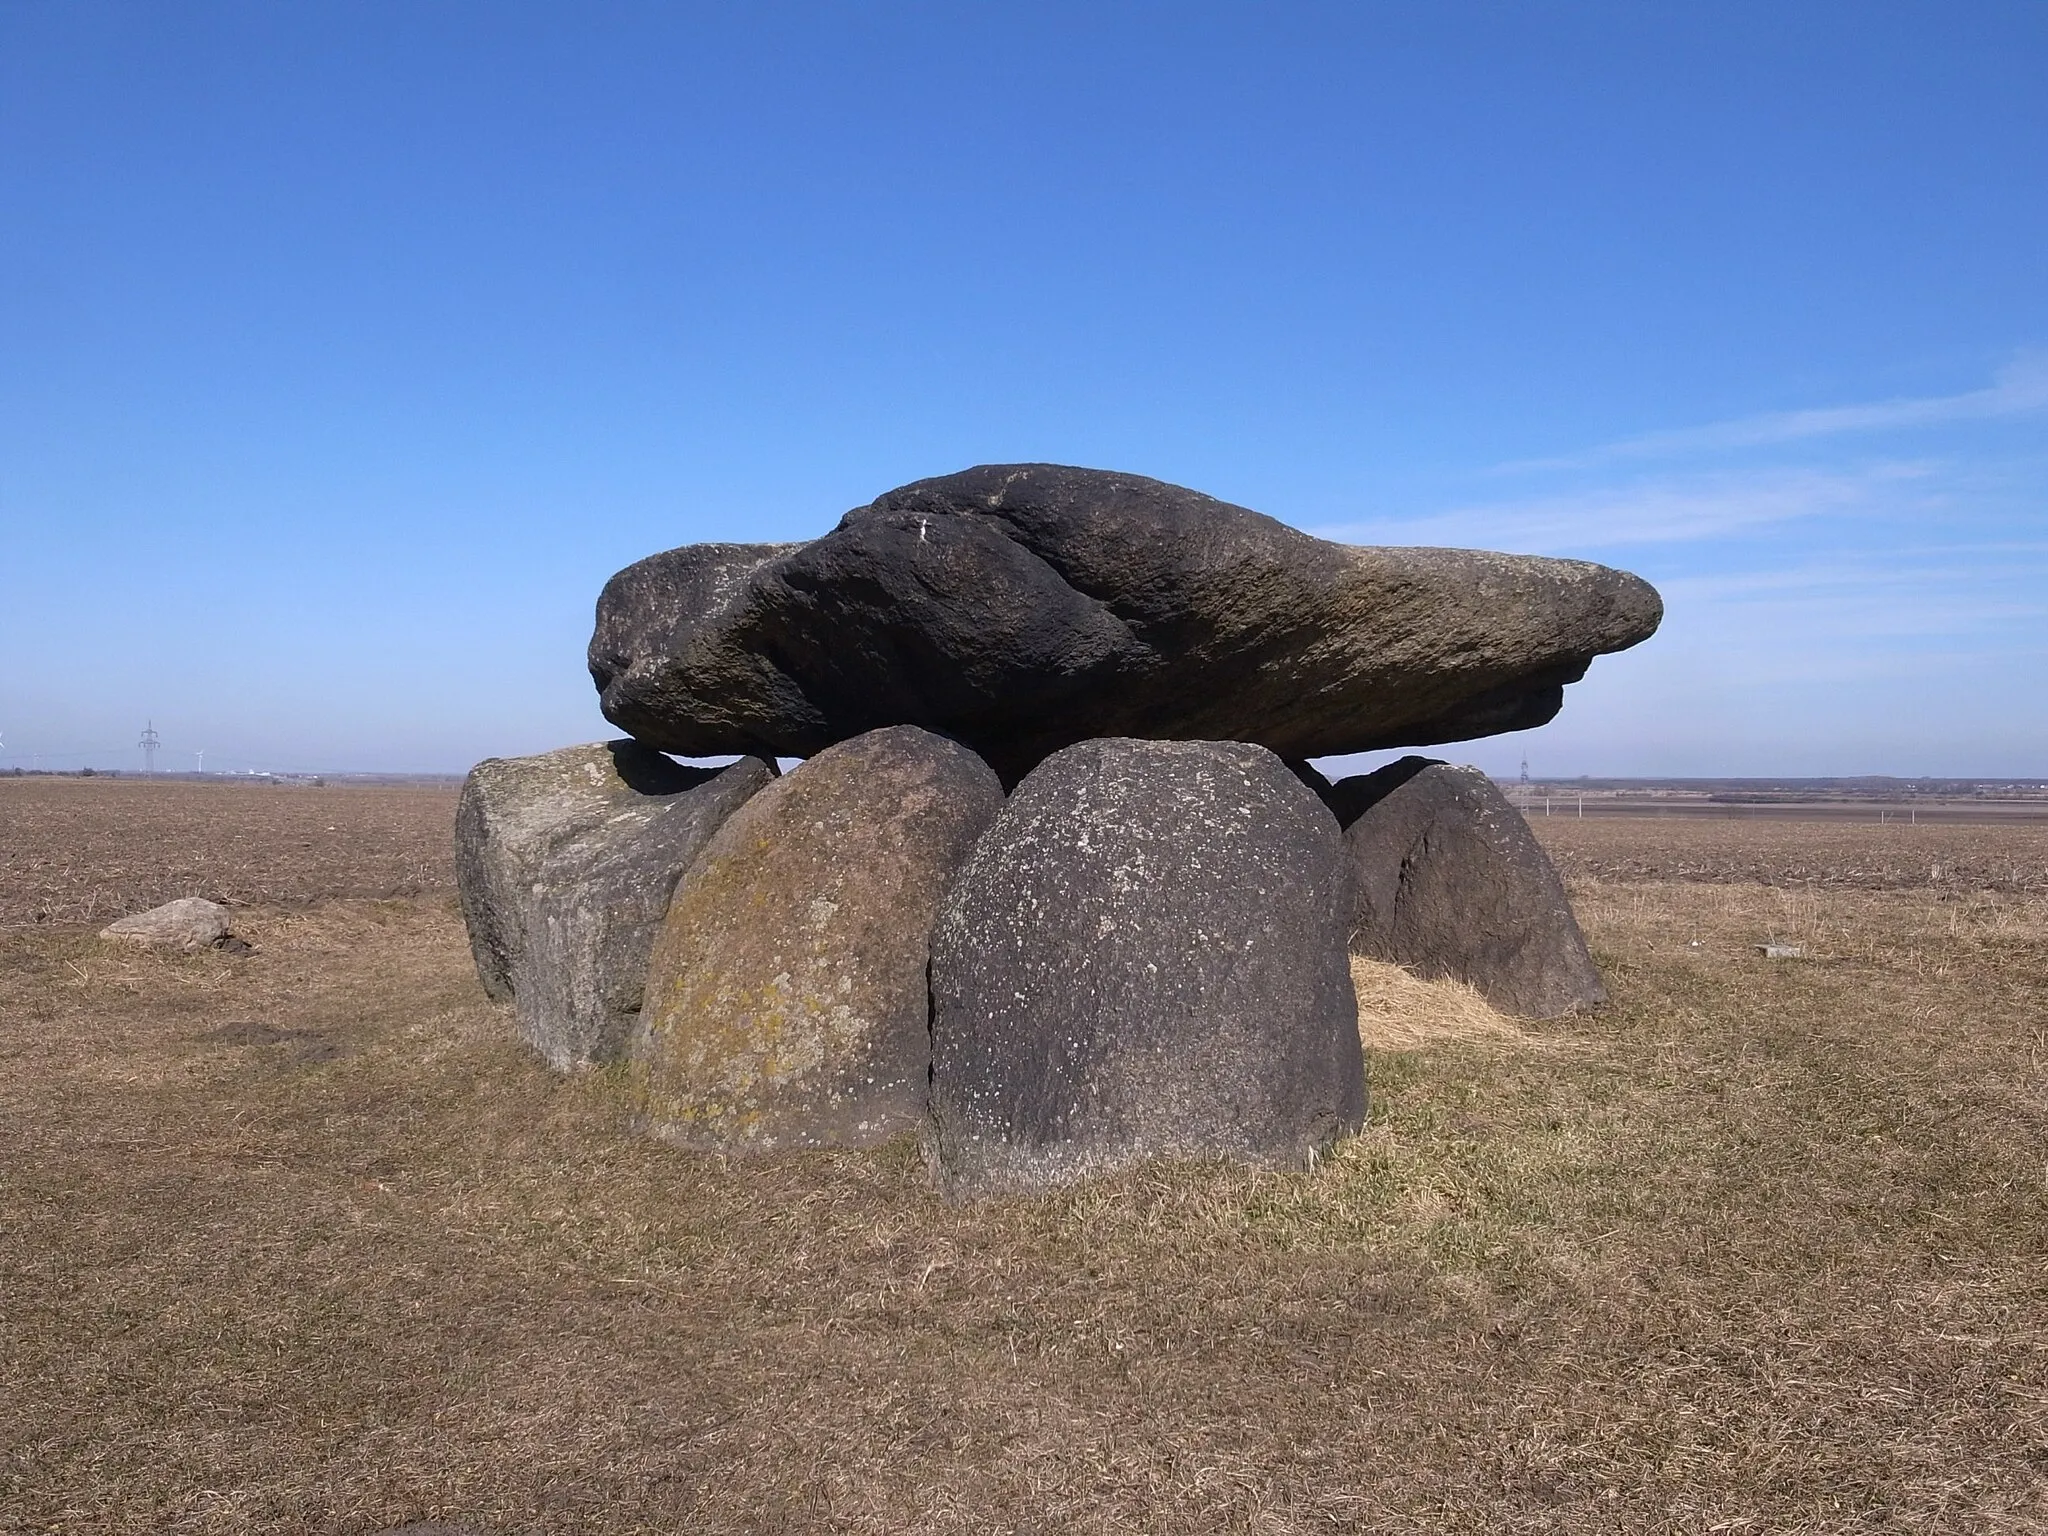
[0,776,457,927]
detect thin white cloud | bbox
[1310,462,1932,554]
[1500,352,2048,472]
[1641,547,2048,687]
[1660,546,2048,605]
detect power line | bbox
[139,720,160,776]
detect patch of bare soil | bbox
[1,819,2045,1532]
[1534,812,2048,895]
[0,777,458,927]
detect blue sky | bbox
[3,3,2043,776]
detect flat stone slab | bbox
[100,897,233,951]
[590,463,1662,782]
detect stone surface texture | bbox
[454,739,741,1004]
[927,737,1365,1199]
[1335,757,1606,1018]
[590,463,1662,783]
[632,726,1004,1151]
[100,897,233,950]
[516,756,776,1069]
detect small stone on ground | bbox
[99,897,233,951]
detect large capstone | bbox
[1333,757,1605,1019]
[926,737,1365,1199]
[516,755,775,1069]
[589,464,1662,783]
[630,726,1004,1151]
[454,739,765,1004]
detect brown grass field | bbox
[2,777,2045,1534]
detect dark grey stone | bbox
[1333,757,1606,1018]
[589,464,1662,784]
[927,738,1365,1199]
[453,739,735,1003]
[516,755,775,1069]
[630,727,1003,1151]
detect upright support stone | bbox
[631,726,1004,1151]
[454,739,731,1003]
[1331,756,1605,1018]
[516,756,775,1068]
[927,737,1365,1199]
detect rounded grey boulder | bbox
[631,726,1004,1152]
[927,737,1365,1199]
[1332,757,1605,1018]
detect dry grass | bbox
[1349,956,1528,1050]
[2,790,2046,1533]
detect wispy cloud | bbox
[1311,461,1932,554]
[1662,558,2048,643]
[1574,540,2046,700]
[1500,352,2048,472]
[1311,355,2047,769]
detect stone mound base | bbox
[456,731,1603,1198]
